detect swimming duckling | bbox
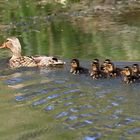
[0,37,65,68]
[132,64,140,79]
[101,59,117,78]
[90,61,101,79]
[121,66,135,84]
[101,59,122,78]
[103,62,116,78]
[70,59,89,75]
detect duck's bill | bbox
[0,43,6,48]
[51,60,66,66]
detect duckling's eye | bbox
[72,61,76,64]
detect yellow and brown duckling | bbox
[100,59,116,78]
[100,59,110,71]
[0,37,65,68]
[101,59,121,78]
[121,66,136,84]
[90,59,101,79]
[70,59,89,75]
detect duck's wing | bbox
[9,56,37,68]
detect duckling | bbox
[101,59,122,78]
[101,59,117,78]
[70,59,89,75]
[121,66,135,84]
[132,64,140,79]
[90,61,101,79]
[0,37,65,68]
[103,62,116,78]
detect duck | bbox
[0,37,65,68]
[121,66,136,84]
[90,60,101,79]
[70,58,89,75]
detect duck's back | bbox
[9,56,37,68]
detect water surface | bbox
[0,1,140,140]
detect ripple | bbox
[83,133,101,140]
[55,112,69,119]
[5,77,24,85]
[47,94,60,100]
[127,128,140,135]
[111,102,119,107]
[67,115,78,121]
[53,80,67,84]
[95,89,112,98]
[68,120,93,129]
[69,108,79,113]
[62,89,80,95]
[44,105,55,111]
[15,95,26,101]
[64,102,73,106]
[80,113,94,117]
[84,120,93,124]
[114,118,135,128]
[32,99,47,106]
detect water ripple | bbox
[44,105,55,111]
[32,99,47,106]
[55,112,69,119]
[127,128,140,135]
[83,133,101,140]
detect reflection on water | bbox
[0,1,140,140]
[0,1,140,61]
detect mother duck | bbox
[0,37,65,68]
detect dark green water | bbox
[0,1,140,140]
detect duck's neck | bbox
[10,48,22,60]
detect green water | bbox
[0,1,140,140]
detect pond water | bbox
[0,1,140,140]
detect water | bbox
[0,1,140,140]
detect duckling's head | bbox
[0,37,22,58]
[93,59,99,63]
[121,66,132,76]
[132,64,139,73]
[91,62,99,71]
[71,59,79,68]
[104,59,111,64]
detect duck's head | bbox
[70,59,79,68]
[0,37,22,58]
[47,57,65,66]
